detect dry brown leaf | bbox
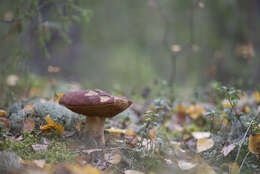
[178,160,197,170]
[75,155,90,165]
[192,132,211,139]
[221,144,236,157]
[197,138,214,153]
[22,118,35,133]
[0,109,8,117]
[23,104,35,113]
[32,144,48,152]
[248,133,260,156]
[0,117,10,131]
[149,128,156,139]
[75,121,82,132]
[125,170,144,174]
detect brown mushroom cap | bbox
[59,90,132,117]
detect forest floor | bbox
[1,81,260,174]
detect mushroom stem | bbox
[83,116,105,147]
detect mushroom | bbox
[59,89,132,147]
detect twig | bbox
[235,112,259,162]
[239,151,250,174]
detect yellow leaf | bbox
[253,91,260,103]
[40,125,53,133]
[197,138,214,153]
[0,109,7,117]
[243,106,251,113]
[53,93,64,103]
[222,99,232,109]
[69,164,101,174]
[41,115,64,135]
[125,130,136,136]
[248,133,260,156]
[44,115,56,127]
[106,128,136,136]
[186,104,206,119]
[176,104,187,113]
[105,128,124,134]
[55,123,64,135]
[229,162,239,174]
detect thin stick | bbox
[235,112,259,162]
[239,151,250,174]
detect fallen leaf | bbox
[105,151,121,164]
[221,144,236,157]
[32,144,48,151]
[125,130,136,136]
[12,135,23,141]
[75,155,90,165]
[33,159,46,168]
[6,74,19,86]
[22,118,35,133]
[197,138,214,153]
[248,133,260,156]
[63,131,75,137]
[55,123,64,135]
[229,162,239,174]
[40,124,53,133]
[178,160,197,170]
[69,164,101,174]
[45,115,56,127]
[53,93,64,103]
[22,104,35,114]
[0,118,10,131]
[81,149,102,154]
[253,91,260,103]
[149,128,156,139]
[40,115,64,135]
[192,132,211,139]
[222,99,232,109]
[242,106,250,113]
[0,109,7,117]
[125,170,144,174]
[75,121,82,132]
[186,104,206,119]
[105,128,124,134]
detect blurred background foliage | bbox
[0,0,260,107]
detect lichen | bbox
[4,132,79,163]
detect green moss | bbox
[4,132,79,163]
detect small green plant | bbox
[217,86,241,111]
